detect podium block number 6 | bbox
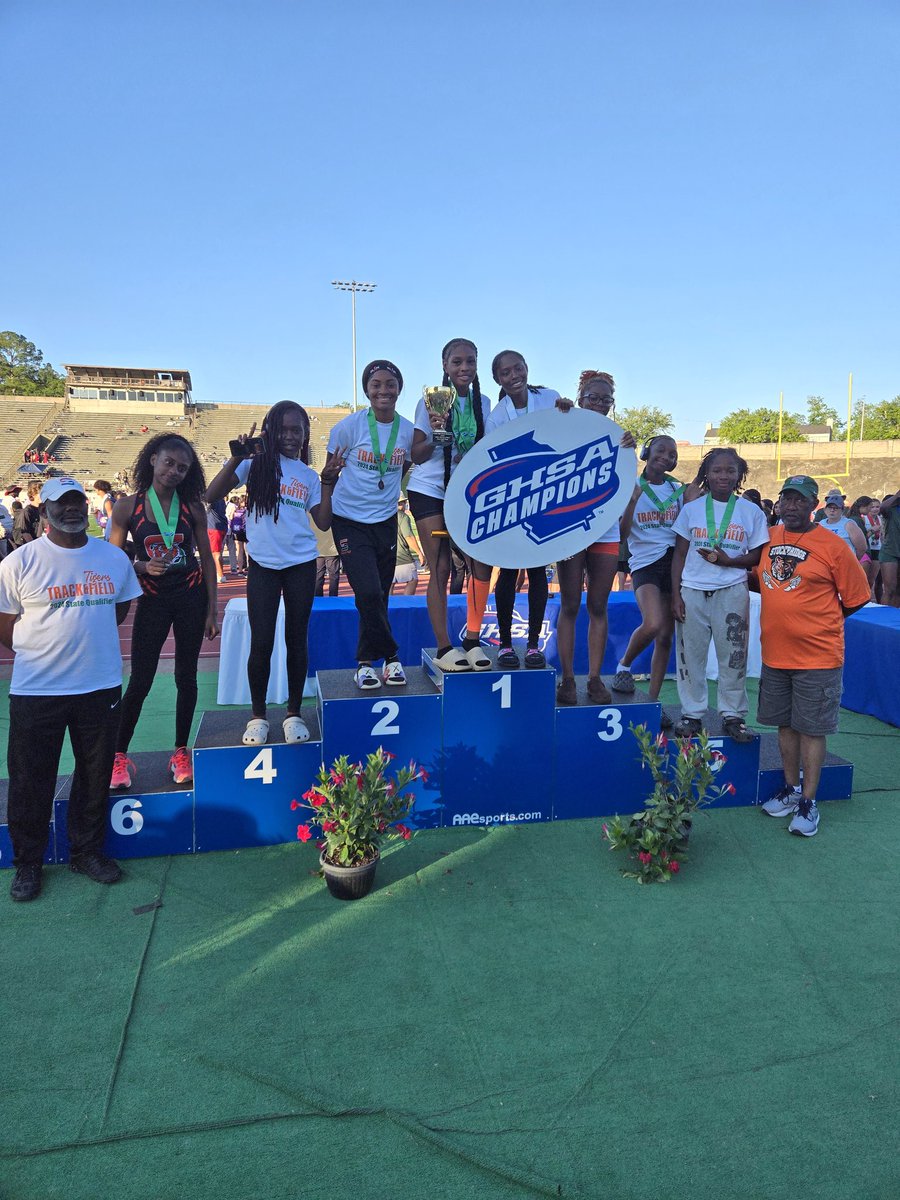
[596,708,623,742]
[111,798,144,836]
[244,747,278,785]
[371,700,400,736]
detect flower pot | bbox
[319,851,380,901]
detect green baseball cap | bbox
[779,475,818,500]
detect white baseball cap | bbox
[40,477,86,503]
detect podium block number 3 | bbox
[371,701,400,736]
[111,798,144,835]
[596,708,623,742]
[244,748,278,785]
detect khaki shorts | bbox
[757,664,843,736]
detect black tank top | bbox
[128,491,203,596]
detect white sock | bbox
[616,661,630,674]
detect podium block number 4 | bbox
[371,701,400,736]
[596,708,624,742]
[111,798,144,836]
[244,748,278,785]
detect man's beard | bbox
[46,512,89,534]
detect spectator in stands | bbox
[14,482,43,546]
[393,495,423,595]
[313,521,341,597]
[206,497,228,582]
[92,480,115,540]
[0,496,12,557]
[108,434,219,790]
[0,478,142,901]
[818,494,866,559]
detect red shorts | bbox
[586,541,619,555]
[208,530,225,553]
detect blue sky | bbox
[5,0,898,440]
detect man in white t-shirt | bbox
[0,478,142,902]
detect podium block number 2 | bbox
[371,700,400,737]
[244,748,278,785]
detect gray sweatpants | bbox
[675,581,750,719]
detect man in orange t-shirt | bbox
[755,475,870,837]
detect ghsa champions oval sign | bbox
[443,407,637,569]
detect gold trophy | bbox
[423,386,455,447]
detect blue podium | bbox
[192,709,323,852]
[423,647,557,826]
[554,683,663,820]
[0,778,61,868]
[317,668,443,829]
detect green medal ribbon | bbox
[451,387,477,455]
[705,491,738,549]
[366,410,400,489]
[639,474,686,513]
[146,486,180,551]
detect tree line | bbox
[3,330,898,441]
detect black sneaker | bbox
[10,863,42,902]
[70,851,123,885]
[673,716,703,738]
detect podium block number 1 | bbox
[492,676,511,709]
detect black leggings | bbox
[246,557,316,716]
[495,566,549,647]
[117,584,208,752]
[330,513,398,662]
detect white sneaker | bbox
[789,798,820,837]
[355,665,381,690]
[761,785,801,817]
[382,660,407,686]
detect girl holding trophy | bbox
[406,338,494,672]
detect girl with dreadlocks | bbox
[483,350,567,669]
[554,371,637,706]
[205,401,340,746]
[108,434,218,789]
[406,338,494,672]
[670,446,768,741]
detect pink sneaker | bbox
[110,752,136,791]
[169,747,193,785]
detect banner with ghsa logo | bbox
[444,408,636,568]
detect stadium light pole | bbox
[331,280,377,411]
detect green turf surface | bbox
[1,678,898,1199]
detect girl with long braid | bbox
[555,371,636,706]
[205,401,340,746]
[108,434,218,789]
[484,350,566,668]
[406,338,494,672]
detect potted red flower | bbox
[294,748,424,900]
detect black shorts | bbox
[630,546,674,595]
[407,490,444,522]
